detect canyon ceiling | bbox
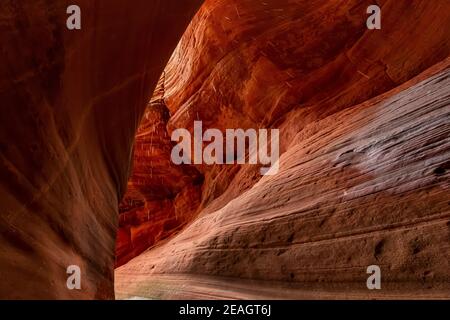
[1,0,450,300]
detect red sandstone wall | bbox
[1,0,449,300]
[116,63,450,299]
[116,81,203,266]
[116,0,450,270]
[0,0,202,299]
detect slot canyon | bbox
[0,0,449,300]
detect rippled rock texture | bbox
[116,0,450,299]
[117,64,450,299]
[1,0,449,300]
[116,78,203,267]
[0,0,202,299]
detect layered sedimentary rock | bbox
[117,78,203,267]
[116,0,450,299]
[116,60,450,300]
[0,0,202,299]
[1,0,449,301]
[164,0,450,212]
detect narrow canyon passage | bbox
[115,0,450,299]
[0,0,449,300]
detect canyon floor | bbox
[116,274,450,300]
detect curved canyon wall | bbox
[116,0,450,298]
[0,0,448,300]
[116,78,203,266]
[0,0,202,299]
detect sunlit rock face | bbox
[0,0,202,299]
[164,0,450,212]
[117,61,450,300]
[116,0,450,299]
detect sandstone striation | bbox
[116,61,450,300]
[116,0,450,299]
[116,78,203,267]
[0,0,202,299]
[1,0,449,300]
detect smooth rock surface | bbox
[0,0,202,299]
[116,0,450,298]
[116,63,450,299]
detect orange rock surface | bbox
[116,61,450,299]
[116,0,450,299]
[1,0,449,300]
[0,0,202,299]
[116,78,203,267]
